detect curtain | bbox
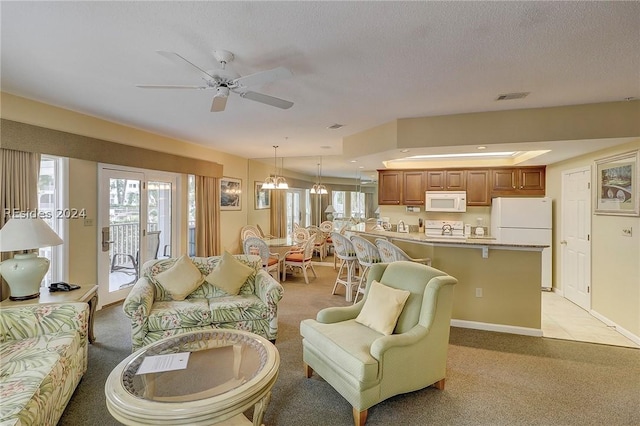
[195,176,220,257]
[0,149,41,300]
[310,193,330,226]
[270,190,287,238]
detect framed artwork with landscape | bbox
[220,177,242,211]
[594,150,639,216]
[255,181,270,210]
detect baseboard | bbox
[450,319,543,337]
[589,310,640,346]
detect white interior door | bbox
[561,167,591,310]
[98,167,145,307]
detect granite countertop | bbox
[351,229,549,249]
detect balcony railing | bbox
[110,222,195,258]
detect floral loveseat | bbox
[123,253,284,351]
[0,302,89,426]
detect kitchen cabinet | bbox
[426,170,466,191]
[466,170,490,206]
[491,167,545,196]
[403,171,426,205]
[378,170,403,205]
[378,166,545,206]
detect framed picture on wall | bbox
[220,177,242,211]
[255,181,270,210]
[594,150,639,216]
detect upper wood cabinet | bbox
[378,170,403,205]
[491,167,545,196]
[378,166,545,206]
[426,170,466,191]
[466,170,490,206]
[403,171,426,205]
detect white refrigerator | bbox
[490,197,552,289]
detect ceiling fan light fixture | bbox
[215,86,230,98]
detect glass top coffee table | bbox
[105,330,279,425]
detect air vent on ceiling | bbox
[496,92,530,101]
[327,123,344,129]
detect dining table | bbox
[264,236,299,281]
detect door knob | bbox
[560,240,567,245]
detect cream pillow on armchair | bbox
[355,280,411,335]
[154,255,204,301]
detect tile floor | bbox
[542,291,639,349]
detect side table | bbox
[0,283,99,343]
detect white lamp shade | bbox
[324,205,336,213]
[0,217,62,300]
[0,217,63,252]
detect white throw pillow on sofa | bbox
[154,255,204,301]
[205,251,254,296]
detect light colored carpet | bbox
[60,265,640,425]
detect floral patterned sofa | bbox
[123,254,284,352]
[0,302,89,426]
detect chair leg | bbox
[304,363,313,378]
[309,262,317,278]
[302,265,309,284]
[352,407,368,426]
[434,378,446,390]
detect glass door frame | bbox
[97,164,180,308]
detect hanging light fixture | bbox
[276,156,289,189]
[263,145,288,190]
[310,157,328,195]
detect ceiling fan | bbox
[137,49,294,112]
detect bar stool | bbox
[330,232,360,302]
[374,238,432,266]
[350,234,383,304]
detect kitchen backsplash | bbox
[376,205,492,235]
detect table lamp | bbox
[0,217,63,300]
[324,205,336,221]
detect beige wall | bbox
[1,94,257,286]
[546,139,640,337]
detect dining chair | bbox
[349,234,383,304]
[330,232,361,302]
[242,236,281,280]
[293,226,310,245]
[241,225,261,242]
[374,238,431,266]
[307,225,327,260]
[283,238,317,284]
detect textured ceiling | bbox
[1,1,639,178]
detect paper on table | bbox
[136,352,190,375]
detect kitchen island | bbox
[350,228,548,336]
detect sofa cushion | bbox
[147,299,212,331]
[154,255,205,301]
[209,294,269,324]
[356,280,410,335]
[0,331,83,424]
[300,318,380,384]
[205,251,254,296]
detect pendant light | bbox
[263,145,288,190]
[310,157,328,195]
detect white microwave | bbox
[425,191,467,212]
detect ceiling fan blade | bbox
[235,67,292,88]
[240,91,293,109]
[156,50,214,80]
[211,95,228,112]
[136,84,206,89]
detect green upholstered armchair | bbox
[300,261,457,426]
